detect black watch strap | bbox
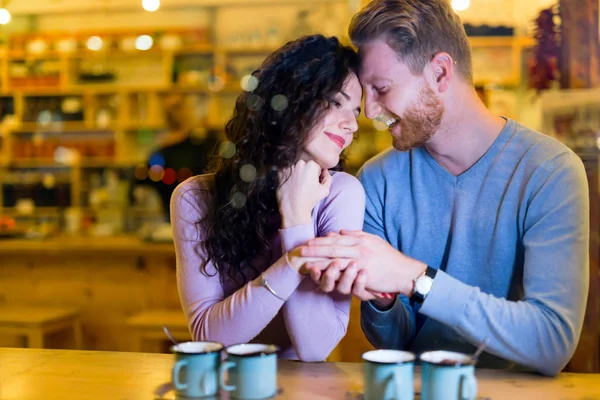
[411,266,437,305]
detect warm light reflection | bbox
[142,0,160,12]
[135,35,154,51]
[0,8,11,25]
[87,36,104,51]
[452,0,470,11]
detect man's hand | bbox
[307,262,388,301]
[301,230,427,296]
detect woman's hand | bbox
[276,160,332,228]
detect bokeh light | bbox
[135,35,154,51]
[162,168,177,185]
[207,75,225,92]
[142,0,160,12]
[32,132,44,146]
[87,36,104,51]
[270,94,288,112]
[241,75,259,92]
[230,191,247,209]
[134,165,149,180]
[54,146,70,164]
[38,110,52,127]
[0,9,11,25]
[219,141,236,159]
[451,0,470,11]
[246,94,263,112]
[149,153,165,168]
[149,165,164,182]
[177,168,193,182]
[42,174,56,189]
[137,129,153,144]
[240,164,257,182]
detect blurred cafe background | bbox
[0,0,598,373]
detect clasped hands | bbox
[288,230,427,303]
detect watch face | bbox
[415,276,433,295]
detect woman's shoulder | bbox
[316,170,366,212]
[329,171,365,195]
[170,174,214,217]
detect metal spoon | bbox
[471,337,489,363]
[162,325,179,346]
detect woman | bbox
[171,35,365,362]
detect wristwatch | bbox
[411,266,437,304]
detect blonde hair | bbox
[349,0,473,84]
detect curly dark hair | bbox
[200,34,359,288]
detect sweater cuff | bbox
[418,270,474,329]
[362,297,399,327]
[279,223,315,253]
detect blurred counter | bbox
[0,234,174,256]
[0,234,179,352]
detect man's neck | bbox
[424,92,506,176]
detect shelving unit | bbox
[0,29,534,216]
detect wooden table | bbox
[0,348,599,399]
[0,234,174,256]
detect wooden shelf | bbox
[0,32,535,212]
[0,36,533,60]
[15,122,113,132]
[1,82,244,97]
[9,157,118,168]
[9,158,73,168]
[468,36,534,48]
[0,206,61,213]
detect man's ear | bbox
[428,52,454,93]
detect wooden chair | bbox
[127,309,191,353]
[0,306,82,349]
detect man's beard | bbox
[390,85,444,152]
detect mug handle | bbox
[172,359,188,391]
[219,361,237,392]
[459,373,478,400]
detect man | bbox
[300,0,589,376]
[133,94,220,221]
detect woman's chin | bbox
[314,155,340,170]
[320,161,338,170]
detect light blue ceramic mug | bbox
[171,341,224,399]
[420,350,478,400]
[219,343,280,400]
[362,349,416,400]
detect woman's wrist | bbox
[285,251,311,274]
[280,213,312,229]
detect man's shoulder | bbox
[358,147,407,181]
[504,119,583,175]
[507,119,572,160]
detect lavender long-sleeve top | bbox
[171,172,365,361]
